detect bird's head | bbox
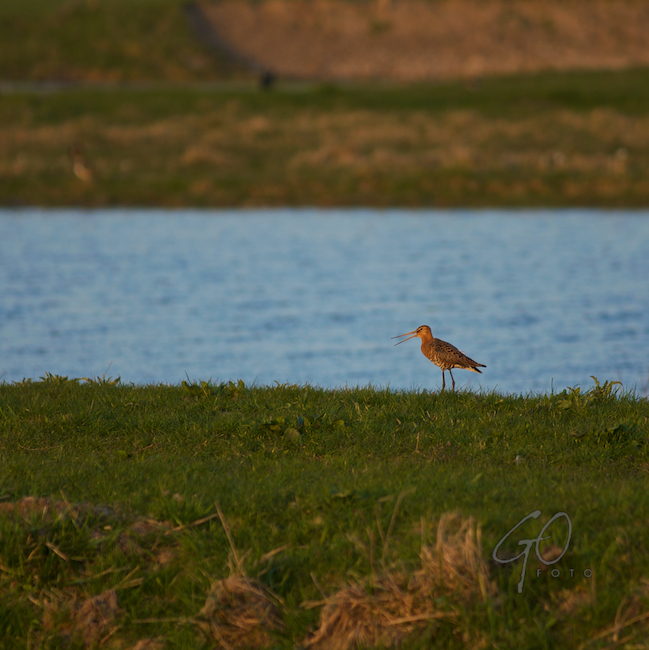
[392,325,432,345]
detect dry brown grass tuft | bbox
[415,513,496,605]
[305,513,496,650]
[43,590,122,648]
[74,590,122,647]
[576,578,649,648]
[191,503,285,648]
[0,496,118,521]
[130,640,166,650]
[0,496,66,518]
[196,576,284,649]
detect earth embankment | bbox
[200,0,649,80]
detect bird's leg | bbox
[441,371,446,391]
[449,369,456,391]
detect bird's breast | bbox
[421,342,440,364]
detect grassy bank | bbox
[0,0,235,82]
[2,0,649,207]
[3,68,649,207]
[1,376,648,648]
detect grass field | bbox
[1,376,649,648]
[3,68,649,207]
[3,3,649,648]
[2,0,649,207]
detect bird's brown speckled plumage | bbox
[392,324,485,390]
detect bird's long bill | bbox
[391,330,418,346]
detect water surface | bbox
[1,209,648,395]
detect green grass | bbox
[1,376,649,647]
[0,0,236,82]
[6,66,649,119]
[3,69,649,207]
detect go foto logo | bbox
[492,510,592,593]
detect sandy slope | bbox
[201,0,649,80]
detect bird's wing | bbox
[437,339,482,368]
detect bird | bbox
[392,324,485,391]
[70,144,93,182]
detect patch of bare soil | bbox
[201,0,649,80]
[0,495,116,520]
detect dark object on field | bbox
[393,324,486,390]
[259,70,276,90]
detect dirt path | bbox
[200,0,649,80]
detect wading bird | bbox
[70,144,93,183]
[392,324,486,390]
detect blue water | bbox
[1,209,648,395]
